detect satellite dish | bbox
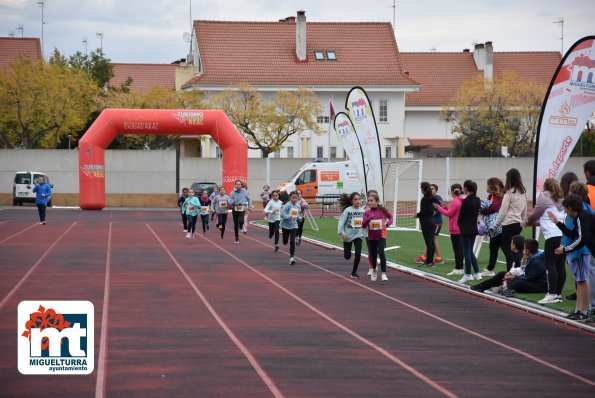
[183,32,191,43]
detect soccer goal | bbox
[382,159,423,231]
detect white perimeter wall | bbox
[0,149,590,202]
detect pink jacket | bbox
[436,195,463,234]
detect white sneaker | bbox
[481,269,495,277]
[191,233,195,239]
[538,294,561,304]
[381,272,388,281]
[474,273,482,280]
[447,269,463,276]
[183,229,187,232]
[289,257,296,265]
[458,274,474,283]
[371,270,378,281]
[367,268,374,276]
[185,232,191,238]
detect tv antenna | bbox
[16,24,24,37]
[183,32,191,43]
[96,32,103,51]
[553,17,564,54]
[82,38,88,55]
[37,1,45,57]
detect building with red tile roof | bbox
[110,63,178,93]
[182,11,419,159]
[400,43,561,156]
[0,37,42,72]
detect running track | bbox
[0,208,594,398]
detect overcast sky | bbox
[1,0,593,63]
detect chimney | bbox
[463,48,470,53]
[296,10,307,62]
[473,43,486,71]
[484,41,493,80]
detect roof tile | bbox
[110,63,177,93]
[0,37,41,71]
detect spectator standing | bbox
[480,177,504,276]
[415,182,436,267]
[435,184,464,276]
[457,180,482,283]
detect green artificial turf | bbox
[257,216,576,314]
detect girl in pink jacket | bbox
[434,183,464,276]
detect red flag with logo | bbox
[329,101,336,122]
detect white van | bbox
[277,161,363,200]
[13,171,53,206]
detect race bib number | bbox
[351,217,363,228]
[220,201,227,208]
[188,206,195,212]
[290,209,299,219]
[370,219,382,230]
[236,205,245,212]
[200,206,208,213]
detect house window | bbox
[215,146,223,158]
[326,51,337,60]
[274,150,281,158]
[385,146,392,159]
[316,146,324,159]
[330,146,337,159]
[317,116,330,124]
[287,146,294,158]
[379,99,388,122]
[314,51,325,60]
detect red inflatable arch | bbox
[79,109,247,210]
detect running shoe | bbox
[234,240,239,244]
[474,273,482,280]
[350,274,360,279]
[297,237,302,246]
[183,229,187,232]
[481,269,495,277]
[274,245,279,252]
[381,273,388,281]
[567,311,588,321]
[422,262,435,268]
[447,269,463,276]
[185,233,191,238]
[289,257,296,265]
[566,293,577,301]
[433,257,444,264]
[414,256,426,264]
[538,294,561,304]
[458,274,474,283]
[371,270,378,281]
[367,268,374,276]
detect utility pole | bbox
[37,1,45,57]
[553,17,564,54]
[96,32,103,51]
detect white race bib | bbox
[236,205,245,212]
[370,219,382,230]
[220,200,227,208]
[351,217,363,228]
[200,206,208,213]
[187,206,195,212]
[290,209,299,219]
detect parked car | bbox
[190,182,218,196]
[13,171,53,206]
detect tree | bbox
[0,58,99,149]
[101,86,204,149]
[446,71,546,157]
[211,84,323,157]
[49,48,114,88]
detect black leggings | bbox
[421,221,435,264]
[181,212,188,230]
[187,214,197,233]
[450,234,464,270]
[508,278,547,294]
[268,221,280,245]
[282,228,297,256]
[487,233,503,271]
[544,236,566,295]
[473,271,506,292]
[297,218,305,238]
[37,204,47,223]
[200,214,209,233]
[501,223,522,271]
[217,213,228,238]
[343,238,363,275]
[232,210,245,240]
[367,238,387,273]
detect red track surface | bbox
[0,208,594,398]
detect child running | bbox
[177,187,189,232]
[264,190,283,251]
[338,192,365,279]
[212,186,230,239]
[280,191,303,265]
[209,185,220,221]
[183,189,200,239]
[295,189,309,246]
[229,180,252,244]
[198,190,211,236]
[362,191,393,281]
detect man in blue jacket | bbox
[32,175,52,225]
[507,239,548,293]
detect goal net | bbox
[382,159,423,231]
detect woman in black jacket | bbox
[416,182,435,266]
[457,180,482,283]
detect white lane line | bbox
[0,222,77,311]
[203,235,457,398]
[95,221,113,398]
[0,223,38,245]
[243,234,595,388]
[146,224,284,398]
